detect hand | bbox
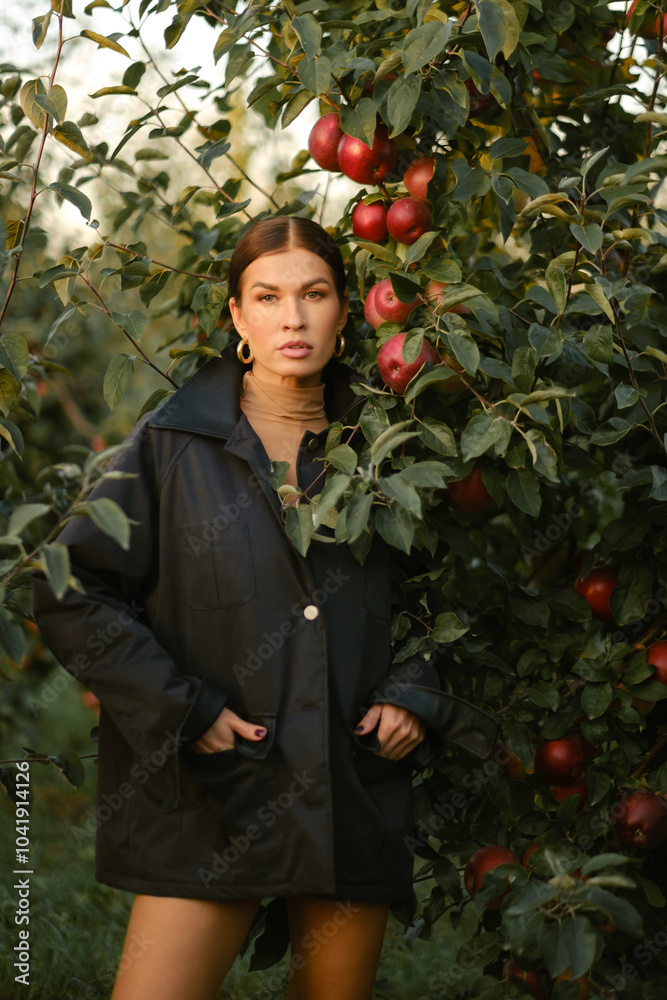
[188,707,267,754]
[354,703,427,761]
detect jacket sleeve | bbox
[367,656,500,771]
[30,411,227,762]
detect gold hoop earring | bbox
[333,332,345,358]
[237,339,254,363]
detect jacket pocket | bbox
[183,520,255,609]
[179,712,283,868]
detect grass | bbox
[0,669,474,999]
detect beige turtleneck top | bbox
[239,369,329,488]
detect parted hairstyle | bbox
[228,216,347,304]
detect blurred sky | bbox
[0,0,356,250]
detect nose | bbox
[281,295,306,331]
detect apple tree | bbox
[2,0,667,996]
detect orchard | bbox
[2,0,667,997]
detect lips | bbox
[278,340,313,358]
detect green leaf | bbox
[370,421,418,469]
[386,74,422,138]
[285,504,313,556]
[650,466,667,501]
[610,562,654,626]
[292,13,321,60]
[326,444,358,475]
[298,55,331,97]
[111,310,148,341]
[525,681,559,710]
[344,492,374,544]
[50,750,85,790]
[582,887,643,937]
[281,89,314,128]
[312,473,351,531]
[545,261,567,314]
[476,0,521,61]
[570,223,603,255]
[431,612,468,644]
[461,412,506,462]
[89,85,138,98]
[583,324,613,364]
[32,11,52,49]
[506,469,541,516]
[49,181,91,221]
[79,30,130,57]
[418,417,457,456]
[402,21,451,76]
[34,84,67,122]
[192,281,226,334]
[339,98,377,147]
[380,474,421,517]
[76,497,137,551]
[580,682,613,720]
[443,328,479,376]
[0,606,25,664]
[376,504,414,555]
[587,282,615,323]
[580,854,632,877]
[103,354,135,410]
[8,503,52,537]
[40,542,72,600]
[0,332,29,382]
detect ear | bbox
[229,297,246,337]
[339,291,349,328]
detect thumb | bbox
[235,717,268,741]
[355,704,382,734]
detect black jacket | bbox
[31,344,498,903]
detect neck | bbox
[249,361,324,389]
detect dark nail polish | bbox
[354,725,364,733]
[255,728,267,737]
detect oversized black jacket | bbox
[31,344,498,904]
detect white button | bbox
[303,605,319,620]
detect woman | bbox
[31,217,497,1000]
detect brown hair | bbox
[228,216,347,303]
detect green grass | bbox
[0,669,473,999]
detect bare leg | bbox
[284,895,391,1000]
[110,894,262,1000]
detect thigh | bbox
[285,895,391,1000]
[110,894,262,1000]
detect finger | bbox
[234,718,268,741]
[354,704,383,734]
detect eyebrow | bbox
[249,278,333,291]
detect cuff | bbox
[178,677,228,749]
[369,660,499,762]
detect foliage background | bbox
[2,0,667,997]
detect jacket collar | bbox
[147,342,364,439]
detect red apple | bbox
[534,738,584,787]
[81,689,100,714]
[574,567,619,621]
[337,124,398,185]
[569,729,601,759]
[627,0,667,39]
[613,790,667,849]
[374,277,419,324]
[424,279,472,316]
[464,845,520,909]
[403,156,435,200]
[351,200,388,242]
[308,112,344,171]
[550,775,588,814]
[361,73,397,97]
[386,196,432,245]
[377,332,439,394]
[446,463,494,513]
[90,435,107,453]
[503,959,546,999]
[522,843,541,870]
[466,79,494,117]
[363,283,384,330]
[646,640,667,685]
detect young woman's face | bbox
[229,247,348,387]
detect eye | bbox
[259,293,276,302]
[306,290,325,299]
